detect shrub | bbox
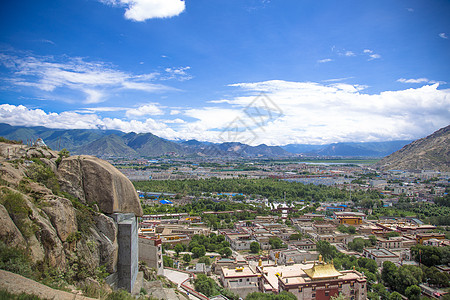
[0,188,36,239]
[26,160,60,194]
[0,241,33,278]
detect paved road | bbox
[164,268,190,287]
[163,268,201,300]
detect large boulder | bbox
[57,156,143,217]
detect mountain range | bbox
[0,123,413,159]
[374,125,450,172]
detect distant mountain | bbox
[282,140,412,157]
[0,123,292,158]
[374,125,450,172]
[123,132,185,156]
[0,123,123,151]
[79,134,138,157]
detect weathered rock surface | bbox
[92,213,118,273]
[0,204,26,247]
[28,198,67,270]
[41,195,78,242]
[58,155,143,216]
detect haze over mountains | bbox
[0,123,413,158]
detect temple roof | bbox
[303,261,342,279]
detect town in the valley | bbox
[124,157,450,300]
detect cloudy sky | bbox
[0,0,449,145]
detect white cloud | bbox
[344,51,355,57]
[439,33,448,39]
[363,49,380,60]
[102,0,185,21]
[163,118,186,124]
[125,103,164,117]
[397,78,446,84]
[183,80,450,145]
[2,80,449,145]
[0,51,173,103]
[317,58,333,63]
[0,104,178,139]
[163,66,192,81]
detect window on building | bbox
[239,279,242,282]
[325,292,329,296]
[312,293,316,298]
[312,286,316,291]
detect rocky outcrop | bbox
[375,125,450,171]
[0,204,26,247]
[41,196,78,242]
[0,141,143,285]
[58,155,143,217]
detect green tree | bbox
[194,274,218,297]
[246,291,296,300]
[198,257,211,265]
[191,246,206,259]
[163,255,174,268]
[220,247,232,258]
[174,244,183,257]
[316,241,337,261]
[289,233,303,240]
[250,241,260,254]
[372,283,390,300]
[348,238,366,252]
[348,226,356,234]
[269,237,285,249]
[389,292,402,300]
[405,285,421,300]
[183,253,191,263]
[386,231,400,239]
[381,261,398,290]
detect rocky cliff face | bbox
[374,125,450,172]
[0,142,142,282]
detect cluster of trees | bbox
[381,260,449,298]
[194,274,238,300]
[269,237,286,249]
[410,245,450,266]
[134,177,383,203]
[337,225,356,234]
[188,234,232,258]
[347,237,376,252]
[373,201,450,226]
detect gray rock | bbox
[58,156,143,216]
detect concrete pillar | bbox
[112,213,138,292]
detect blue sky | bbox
[0,0,449,145]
